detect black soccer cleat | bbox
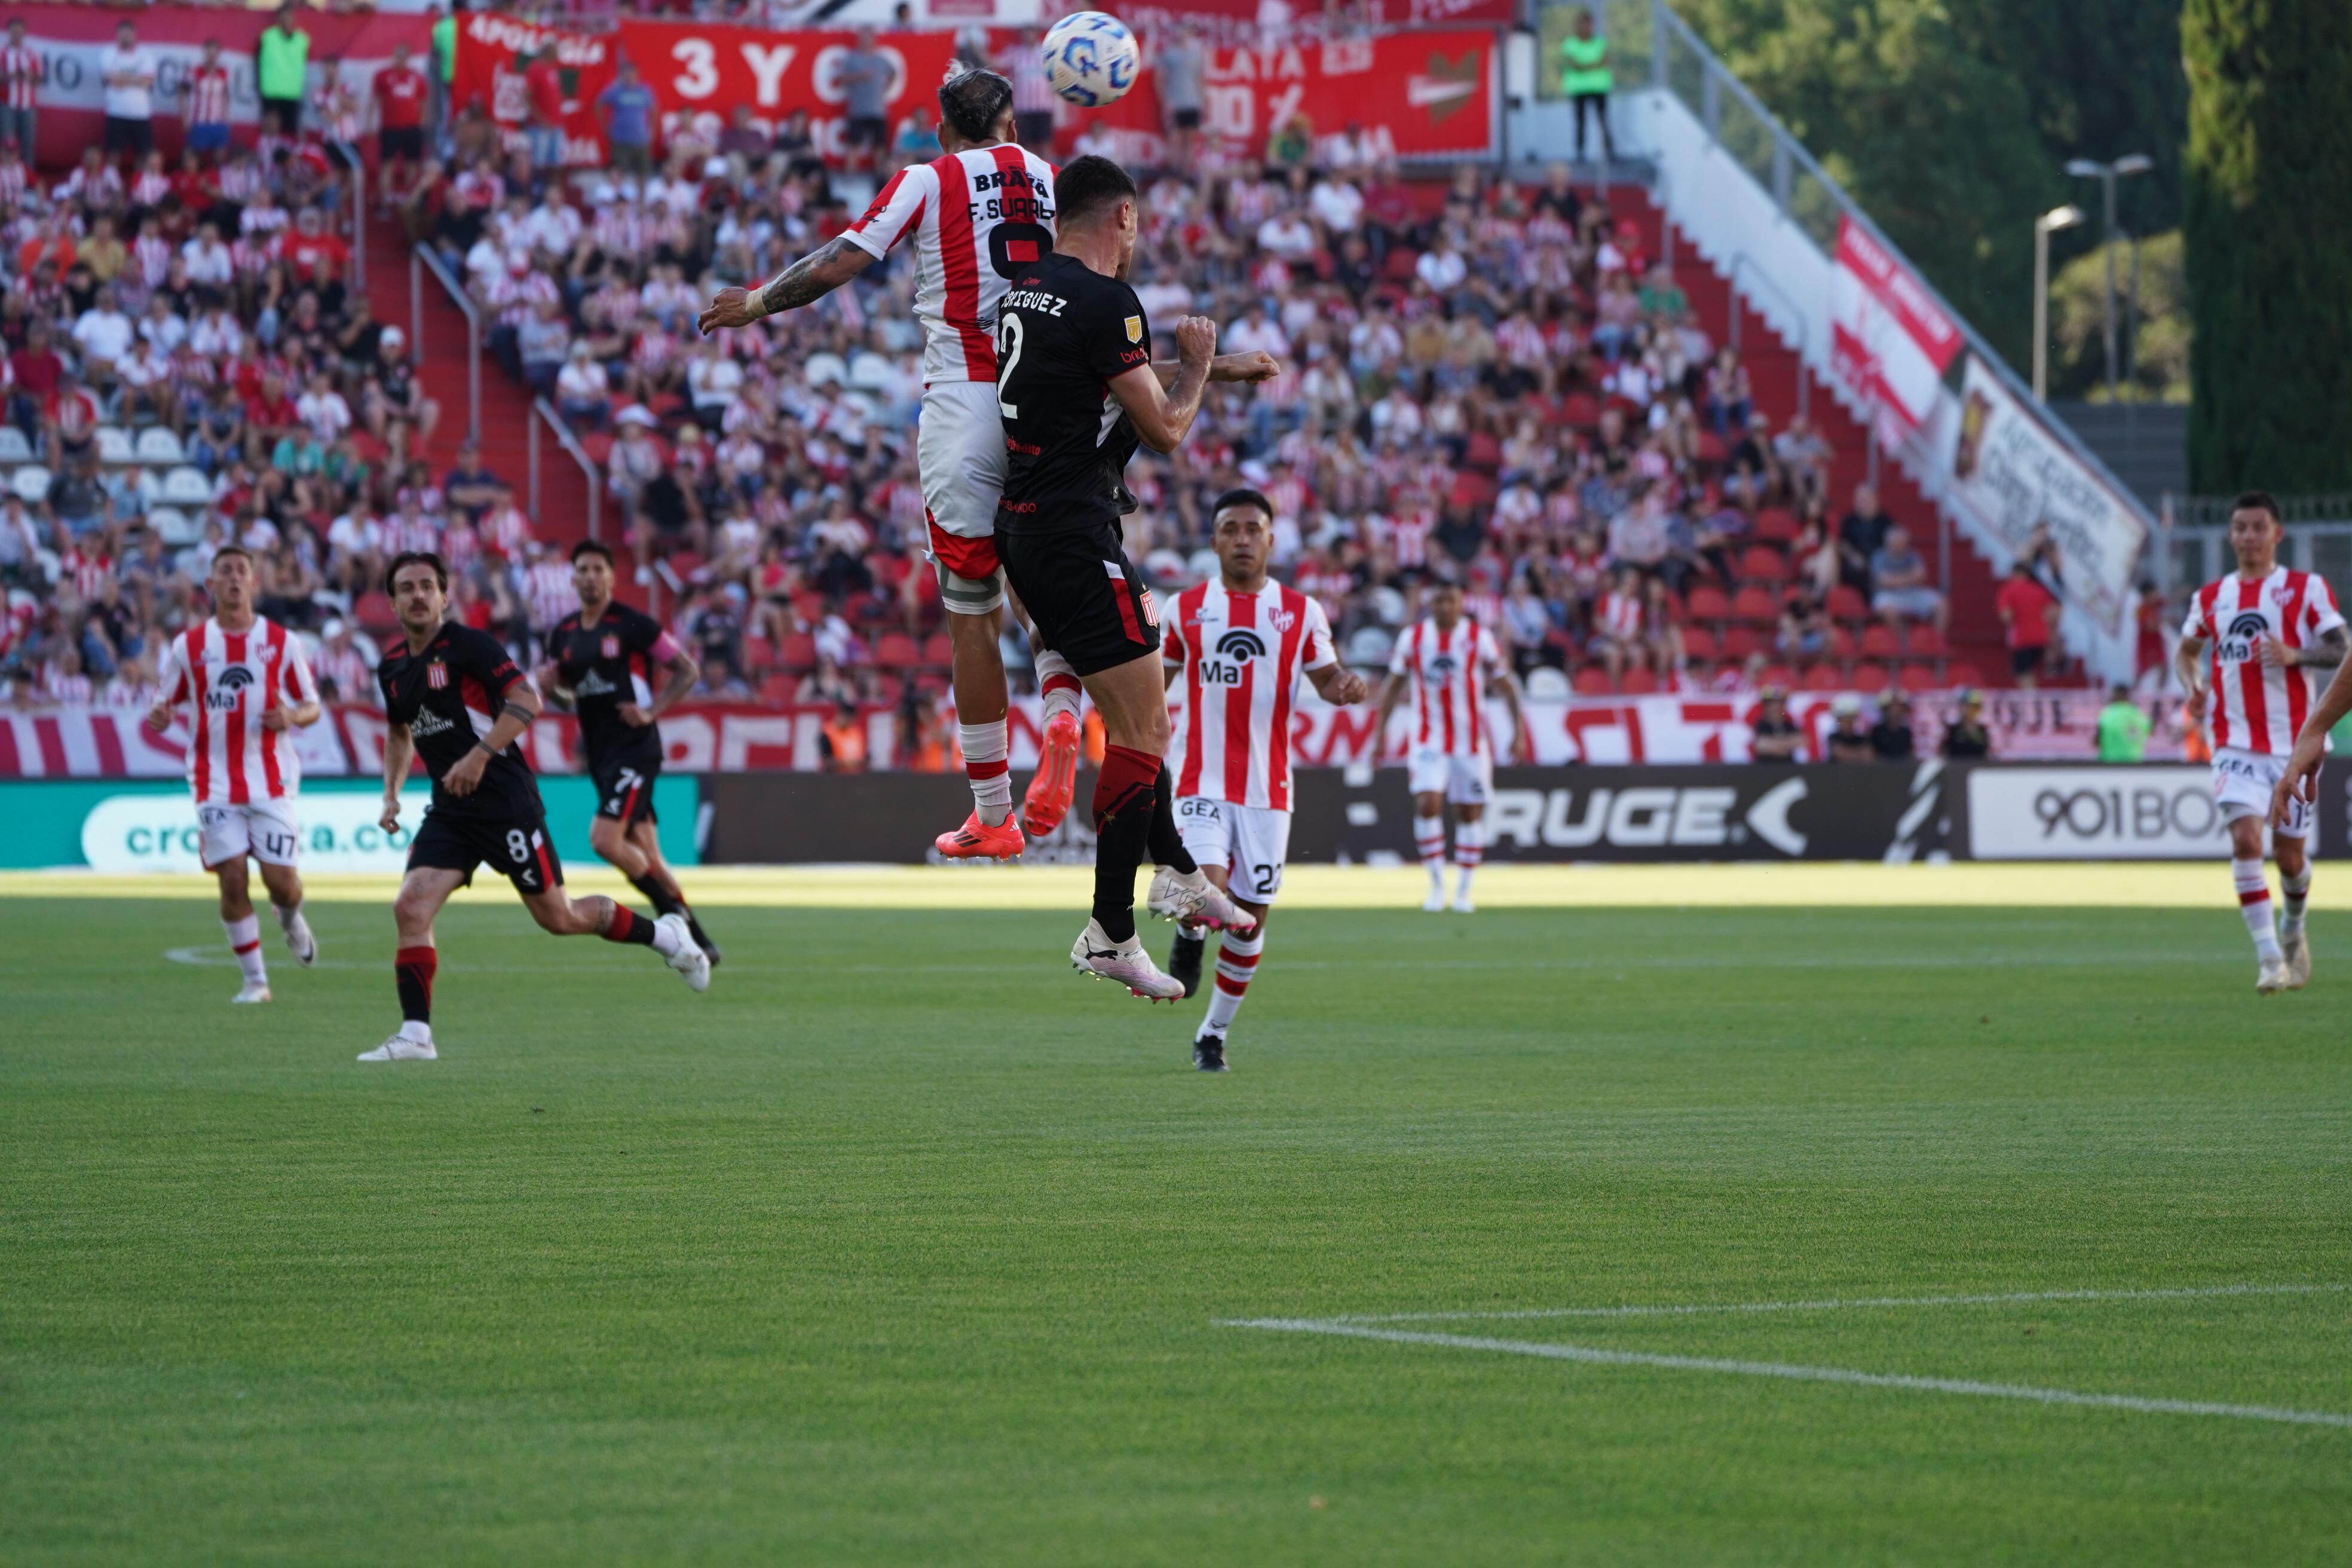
[1193,1033,1228,1072]
[1168,929,1206,999]
[688,915,721,967]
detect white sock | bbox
[960,719,1013,826]
[1415,813,1447,878]
[644,914,685,957]
[1036,650,1083,725]
[1202,927,1263,1037]
[396,1018,433,1045]
[2234,857,2282,960]
[1453,817,1485,897]
[275,899,313,951]
[224,914,266,985]
[2281,865,2312,938]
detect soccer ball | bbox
[1042,11,1140,108]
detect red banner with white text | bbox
[447,10,619,169]
[616,20,962,161]
[1829,215,1964,437]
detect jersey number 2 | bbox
[996,314,1024,419]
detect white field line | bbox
[1328,1282,2352,1324]
[1222,1319,2352,1430]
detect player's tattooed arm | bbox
[644,645,700,724]
[2262,624,2350,672]
[696,238,876,333]
[1152,351,1281,387]
[1113,316,1218,452]
[380,721,415,831]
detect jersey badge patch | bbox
[425,660,448,690]
[1267,607,1297,634]
[602,635,620,659]
[1124,315,1143,343]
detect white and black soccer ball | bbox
[1042,11,1140,108]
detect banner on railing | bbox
[1071,30,1498,166]
[1946,355,2148,636]
[4,5,431,168]
[0,688,2167,780]
[1829,215,1962,437]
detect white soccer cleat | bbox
[1070,918,1186,1001]
[357,1035,437,1061]
[1145,866,1258,933]
[1422,886,1447,912]
[657,912,711,993]
[2257,956,2291,996]
[1451,889,1477,914]
[231,981,272,1004]
[286,916,317,967]
[2283,930,2312,990]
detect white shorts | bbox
[1175,796,1293,904]
[2213,746,2305,838]
[916,379,1007,615]
[1407,746,1494,806]
[198,797,302,869]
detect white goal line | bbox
[1322,1282,2352,1324]
[1221,1318,2352,1431]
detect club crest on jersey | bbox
[1125,315,1143,343]
[425,660,448,690]
[1139,587,1159,627]
[601,635,620,659]
[1267,606,1297,634]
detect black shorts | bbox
[997,522,1161,677]
[103,115,153,157]
[2010,645,2046,678]
[846,115,889,148]
[379,125,425,163]
[408,804,564,896]
[1171,106,1202,130]
[590,747,660,826]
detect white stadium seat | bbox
[12,464,51,504]
[0,425,30,463]
[147,506,200,546]
[161,466,214,506]
[94,427,134,464]
[1524,665,1573,700]
[135,428,186,466]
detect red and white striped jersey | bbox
[185,63,232,127]
[837,145,1058,386]
[2183,566,2346,755]
[157,617,318,805]
[0,45,41,111]
[1164,580,1337,811]
[1389,614,1505,757]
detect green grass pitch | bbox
[5,892,2350,1563]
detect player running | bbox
[538,540,719,964]
[363,552,708,1062]
[1374,579,1528,914]
[145,544,323,1003]
[695,69,1086,860]
[2176,490,2347,993]
[991,155,1273,999]
[1162,489,1368,1070]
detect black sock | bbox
[601,905,658,945]
[1091,746,1160,945]
[629,873,684,918]
[686,912,715,950]
[394,946,434,1024]
[1148,766,1196,875]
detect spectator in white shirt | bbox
[189,299,244,360]
[685,341,743,429]
[296,371,353,443]
[1309,176,1363,235]
[1416,240,1469,292]
[100,22,157,161]
[555,341,611,430]
[1255,209,1319,263]
[1224,304,1290,362]
[73,286,137,381]
[180,223,234,287]
[137,292,188,355]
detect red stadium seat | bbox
[1685,584,1732,623]
[1695,433,1728,465]
[1740,546,1788,585]
[1904,624,1950,659]
[1827,585,1872,624]
[1859,624,1902,660]
[759,672,797,704]
[355,590,399,634]
[921,632,954,667]
[1573,667,1615,696]
[1800,664,1842,691]
[1752,508,1799,545]
[1622,667,1660,695]
[743,636,776,670]
[1464,431,1503,472]
[1851,662,1893,694]
[1946,660,1986,688]
[1679,626,1718,662]
[1721,626,1766,662]
[1897,664,1940,693]
[1730,586,1780,626]
[1758,664,1797,691]
[1561,393,1602,429]
[779,634,818,672]
[792,591,827,626]
[1382,247,1422,283]
[874,633,921,670]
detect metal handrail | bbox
[530,396,603,543]
[1644,0,2151,535]
[330,142,366,291]
[411,243,480,443]
[1725,250,1808,421]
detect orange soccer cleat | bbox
[1021,710,1083,838]
[935,810,1025,860]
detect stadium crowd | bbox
[1,13,2003,736]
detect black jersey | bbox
[546,601,669,764]
[376,621,543,818]
[994,252,1154,537]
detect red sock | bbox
[601,906,654,944]
[394,945,436,1024]
[1092,742,1160,832]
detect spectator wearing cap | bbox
[1869,525,1947,635]
[1750,688,1803,762]
[1826,695,1874,762]
[1870,691,1916,761]
[1941,691,1992,759]
[1994,559,2059,687]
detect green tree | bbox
[2048,231,2188,404]
[2182,0,2352,492]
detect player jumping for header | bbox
[363,552,708,1062]
[1374,578,1528,912]
[1162,488,1368,1068]
[145,544,323,1003]
[538,539,719,964]
[2175,489,2347,993]
[989,155,1275,998]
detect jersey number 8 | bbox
[507,829,531,863]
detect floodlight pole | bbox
[2032,204,2085,405]
[2064,154,2153,402]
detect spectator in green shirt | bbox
[256,6,309,139]
[2097,683,2151,762]
[1559,11,1614,163]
